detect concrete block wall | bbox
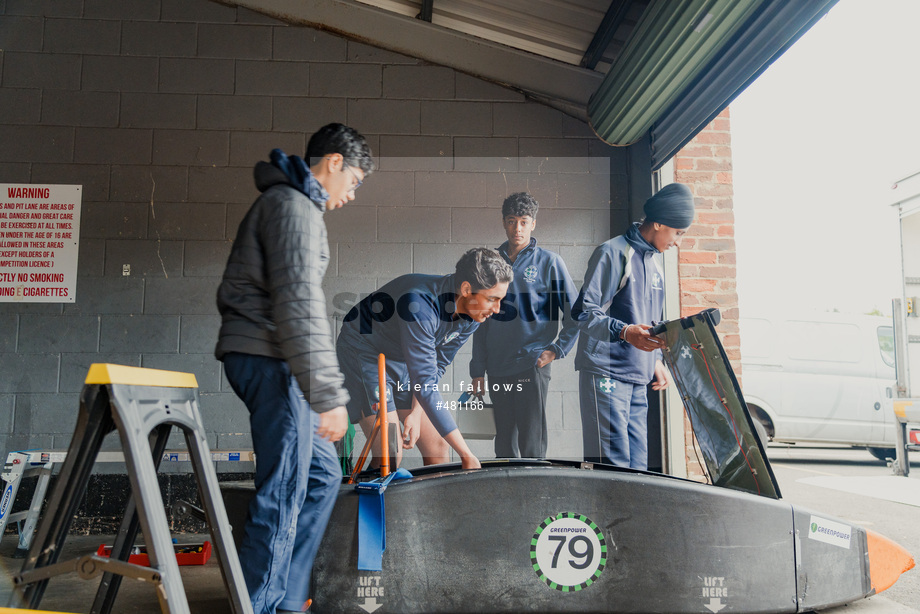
[0,0,631,469]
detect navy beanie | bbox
[643,183,695,229]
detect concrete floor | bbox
[0,534,232,613]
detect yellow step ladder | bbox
[9,364,252,614]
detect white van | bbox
[739,312,897,460]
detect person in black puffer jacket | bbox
[215,123,374,614]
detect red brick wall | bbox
[672,107,740,479]
[673,108,740,369]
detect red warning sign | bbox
[0,184,82,303]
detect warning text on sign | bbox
[0,185,82,303]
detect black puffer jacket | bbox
[215,162,348,413]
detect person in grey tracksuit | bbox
[572,183,695,470]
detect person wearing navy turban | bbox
[570,183,695,469]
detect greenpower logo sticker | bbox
[808,515,852,549]
[531,512,606,592]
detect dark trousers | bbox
[489,364,551,458]
[223,353,342,613]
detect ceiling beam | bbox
[220,0,602,117]
[581,0,633,70]
[417,0,433,23]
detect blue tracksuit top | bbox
[469,239,579,378]
[572,223,664,384]
[337,273,479,436]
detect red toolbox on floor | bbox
[96,540,212,566]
